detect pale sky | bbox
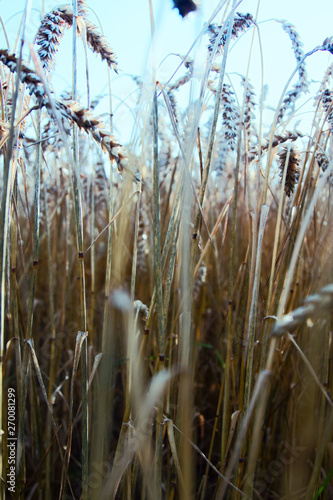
[1,0,332,143]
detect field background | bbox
[1,0,333,499]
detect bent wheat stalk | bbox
[0,49,129,173]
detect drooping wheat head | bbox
[278,145,300,197]
[35,4,118,73]
[207,12,254,55]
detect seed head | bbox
[315,152,329,172]
[207,13,254,54]
[322,37,333,55]
[278,146,300,197]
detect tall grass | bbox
[1,1,333,499]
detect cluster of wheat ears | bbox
[1,0,333,498]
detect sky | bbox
[0,0,332,144]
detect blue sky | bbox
[1,0,332,144]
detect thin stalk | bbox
[90,161,96,339]
[200,377,225,500]
[71,2,88,497]
[59,331,88,499]
[44,177,57,499]
[242,205,270,497]
[130,192,141,302]
[261,146,292,368]
[152,85,165,500]
[162,216,180,335]
[166,419,185,491]
[16,342,30,493]
[10,178,21,432]
[217,370,271,499]
[90,66,115,500]
[152,87,164,358]
[194,194,233,279]
[221,124,241,464]
[243,204,269,411]
[26,107,42,334]
[287,333,333,408]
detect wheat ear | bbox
[271,284,333,337]
[278,145,300,197]
[35,5,118,73]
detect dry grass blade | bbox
[165,419,185,491]
[59,331,88,499]
[217,370,272,499]
[102,369,177,499]
[27,340,63,450]
[73,353,103,428]
[26,340,74,495]
[84,190,140,255]
[286,332,333,408]
[171,419,247,497]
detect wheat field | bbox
[1,1,333,499]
